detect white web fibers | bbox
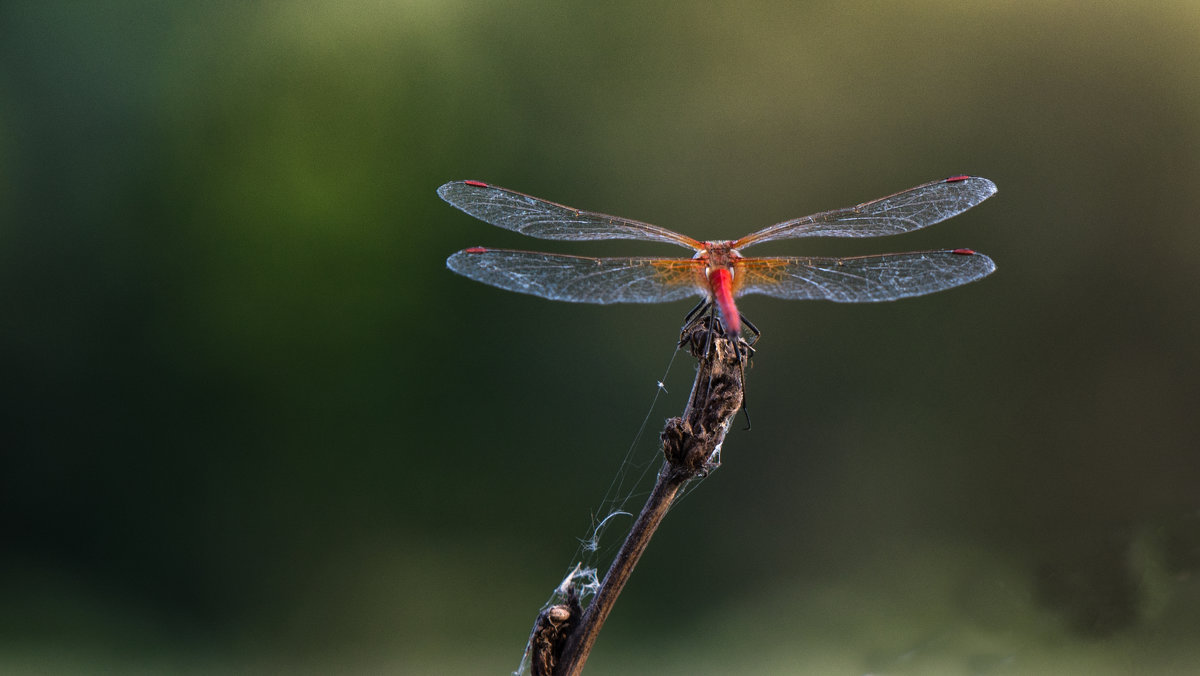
[512,563,599,676]
[514,341,723,675]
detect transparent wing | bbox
[446,248,705,304]
[734,249,995,303]
[439,181,702,250]
[733,176,996,249]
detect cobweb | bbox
[513,341,721,675]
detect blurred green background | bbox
[3,1,1199,674]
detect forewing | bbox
[735,250,996,303]
[446,248,705,304]
[439,181,702,250]
[734,176,996,249]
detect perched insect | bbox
[441,176,996,343]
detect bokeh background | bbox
[3,1,1199,674]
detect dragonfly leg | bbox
[702,307,716,360]
[678,299,712,350]
[682,298,710,327]
[739,363,752,430]
[738,313,761,347]
[677,301,722,360]
[700,309,722,402]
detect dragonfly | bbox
[441,176,996,347]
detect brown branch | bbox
[549,322,747,676]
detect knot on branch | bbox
[686,360,744,428]
[660,417,707,473]
[530,588,582,676]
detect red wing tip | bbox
[463,246,489,254]
[950,248,977,255]
[463,180,489,187]
[945,175,971,183]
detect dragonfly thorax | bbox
[695,241,743,280]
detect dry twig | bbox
[549,321,748,675]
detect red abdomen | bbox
[708,268,741,338]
